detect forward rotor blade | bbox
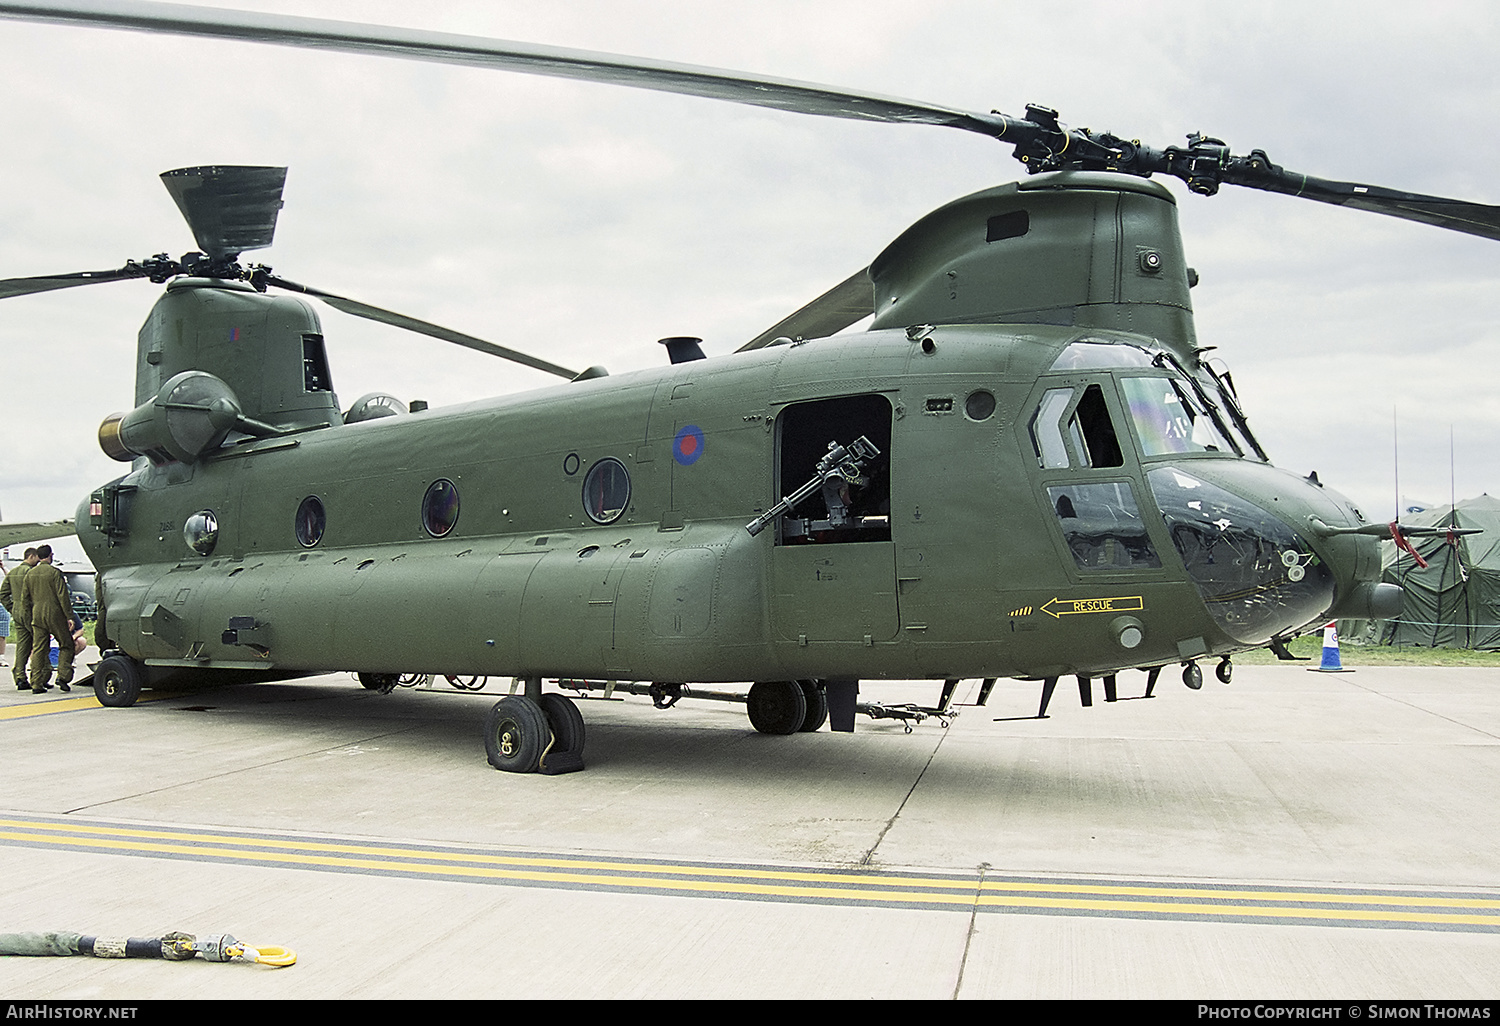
[738,268,874,352]
[9,2,1498,247]
[1282,180,1500,243]
[1218,161,1500,242]
[260,275,578,380]
[0,265,147,300]
[0,1,1008,140]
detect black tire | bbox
[1183,663,1203,690]
[1215,659,1233,685]
[538,693,585,755]
[94,654,143,708]
[747,681,807,735]
[485,696,550,773]
[358,672,399,693]
[797,680,828,732]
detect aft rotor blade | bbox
[0,265,148,300]
[0,1,1008,139]
[0,520,76,547]
[260,275,579,380]
[738,268,875,352]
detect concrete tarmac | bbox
[2,663,1498,999]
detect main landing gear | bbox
[483,678,586,775]
[745,680,827,734]
[94,653,145,707]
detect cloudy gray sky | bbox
[2,0,1497,564]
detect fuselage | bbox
[77,318,1380,687]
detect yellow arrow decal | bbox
[1041,595,1144,619]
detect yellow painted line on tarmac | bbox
[0,694,103,719]
[0,823,975,906]
[2,814,1499,931]
[0,691,170,720]
[977,877,1500,911]
[973,892,1500,929]
[0,817,972,896]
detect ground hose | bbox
[0,931,296,967]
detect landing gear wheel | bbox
[485,696,550,773]
[1215,658,1233,685]
[797,680,828,732]
[94,654,143,708]
[537,693,586,774]
[358,672,398,694]
[747,681,807,735]
[538,693,585,755]
[1182,662,1203,690]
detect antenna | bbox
[1450,424,1456,517]
[1393,406,1400,521]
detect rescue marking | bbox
[2,812,1497,932]
[1041,595,1144,619]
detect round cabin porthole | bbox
[422,478,461,537]
[965,389,997,421]
[581,459,630,524]
[295,495,326,547]
[183,510,218,556]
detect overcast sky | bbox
[2,0,1497,564]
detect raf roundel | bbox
[673,425,705,466]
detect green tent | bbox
[1351,494,1500,650]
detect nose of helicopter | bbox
[1144,463,1398,646]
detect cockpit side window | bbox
[1073,384,1123,468]
[1029,384,1124,469]
[1047,481,1162,570]
[1030,388,1073,469]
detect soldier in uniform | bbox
[23,545,77,695]
[0,547,40,691]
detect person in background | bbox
[1,548,40,691]
[22,545,76,695]
[0,556,10,667]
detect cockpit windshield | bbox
[1120,375,1237,457]
[1042,339,1266,463]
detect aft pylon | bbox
[1308,621,1354,673]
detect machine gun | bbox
[745,436,881,538]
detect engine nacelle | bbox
[98,370,245,465]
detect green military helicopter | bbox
[3,0,1496,774]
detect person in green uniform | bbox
[23,545,76,695]
[0,547,39,691]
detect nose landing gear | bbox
[1182,661,1203,690]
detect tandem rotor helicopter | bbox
[2,1,1495,774]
